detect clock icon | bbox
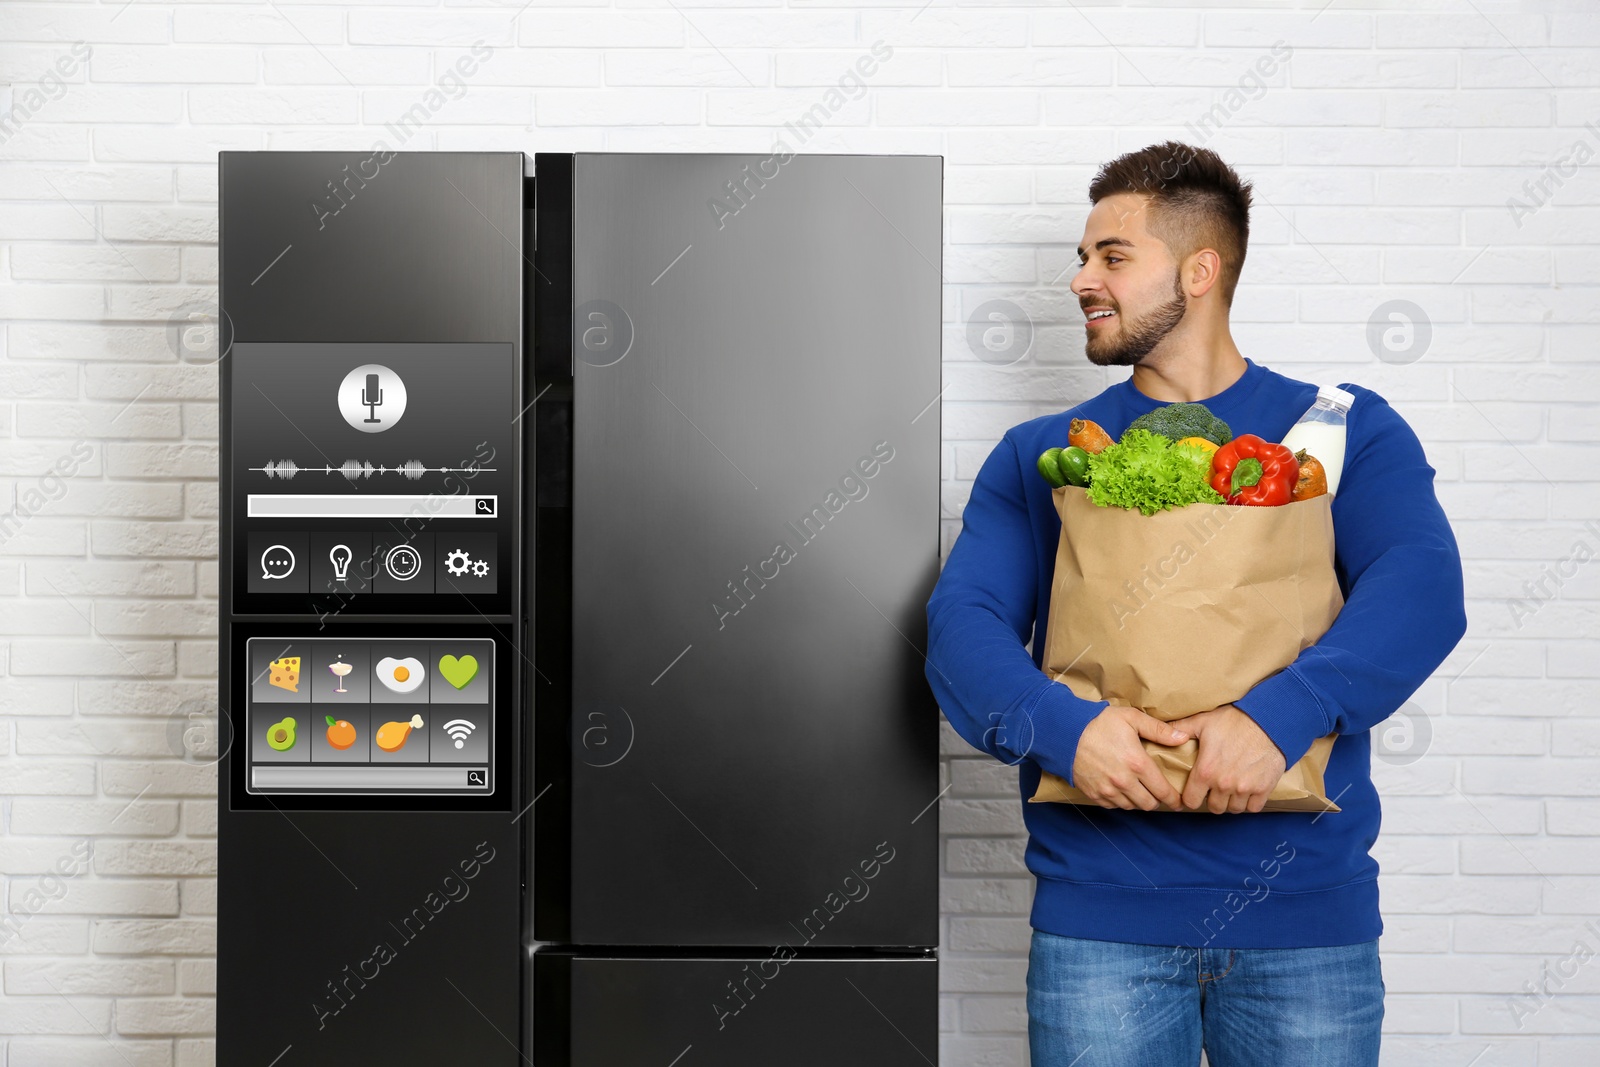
[385,544,422,582]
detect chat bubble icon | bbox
[260,545,296,580]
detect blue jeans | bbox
[1026,930,1384,1067]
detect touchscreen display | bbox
[244,636,494,796]
[229,342,515,616]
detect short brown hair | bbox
[1087,141,1253,307]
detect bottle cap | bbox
[1318,385,1356,411]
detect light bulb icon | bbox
[329,543,353,582]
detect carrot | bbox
[1069,418,1114,454]
[1292,450,1328,500]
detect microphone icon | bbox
[361,373,383,424]
[339,364,406,434]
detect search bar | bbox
[247,494,497,519]
[251,766,489,790]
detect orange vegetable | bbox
[1069,418,1113,454]
[1177,436,1218,457]
[1292,450,1328,501]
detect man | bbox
[925,141,1466,1066]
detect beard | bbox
[1084,271,1188,367]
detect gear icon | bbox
[471,559,490,578]
[445,548,472,576]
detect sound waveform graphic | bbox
[251,460,498,482]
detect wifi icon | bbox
[442,719,478,750]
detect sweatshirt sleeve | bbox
[925,431,1109,787]
[1231,389,1467,769]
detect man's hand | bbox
[1168,704,1287,814]
[1071,706,1191,811]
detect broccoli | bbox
[1123,402,1233,446]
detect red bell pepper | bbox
[1209,434,1299,507]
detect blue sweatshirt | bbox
[926,358,1467,949]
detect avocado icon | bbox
[267,717,297,752]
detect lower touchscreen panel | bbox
[244,636,493,797]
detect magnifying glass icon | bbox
[474,499,494,516]
[467,770,485,786]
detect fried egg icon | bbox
[375,656,426,694]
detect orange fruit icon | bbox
[324,716,356,751]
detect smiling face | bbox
[1070,192,1191,368]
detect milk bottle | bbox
[1281,385,1353,497]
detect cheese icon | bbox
[269,656,301,693]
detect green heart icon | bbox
[438,654,479,690]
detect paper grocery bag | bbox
[1027,486,1344,814]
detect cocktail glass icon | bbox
[328,656,353,693]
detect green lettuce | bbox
[1085,429,1224,515]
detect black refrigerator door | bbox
[217,151,527,1064]
[534,153,943,948]
[534,951,938,1065]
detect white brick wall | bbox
[2,3,1597,1064]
